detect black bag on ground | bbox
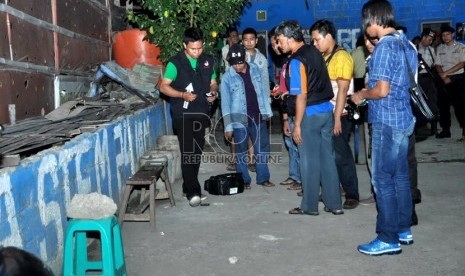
[204,173,244,195]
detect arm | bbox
[352,79,390,105]
[159,78,195,102]
[207,79,219,103]
[333,78,349,136]
[159,62,196,101]
[220,75,233,137]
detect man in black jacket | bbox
[160,27,218,207]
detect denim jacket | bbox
[220,62,272,133]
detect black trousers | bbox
[333,116,359,201]
[437,74,465,132]
[172,116,209,199]
[408,132,421,203]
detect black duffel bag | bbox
[204,173,244,195]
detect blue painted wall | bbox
[0,103,167,274]
[240,0,465,51]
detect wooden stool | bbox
[118,162,175,230]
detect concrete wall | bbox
[240,0,465,51]
[0,103,167,273]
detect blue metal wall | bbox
[0,103,167,273]
[240,0,465,51]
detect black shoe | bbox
[323,207,344,215]
[436,130,451,138]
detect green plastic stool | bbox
[63,215,127,276]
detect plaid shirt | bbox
[367,32,416,129]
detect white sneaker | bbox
[189,195,201,207]
[184,193,207,201]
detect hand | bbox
[183,92,197,102]
[207,91,217,103]
[351,91,365,106]
[270,85,280,97]
[225,131,233,142]
[292,125,302,145]
[280,91,289,100]
[283,120,291,136]
[333,118,342,136]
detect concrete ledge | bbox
[0,102,167,273]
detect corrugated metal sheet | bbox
[0,0,112,124]
[0,71,54,122]
[7,0,53,22]
[9,16,55,66]
[57,0,109,41]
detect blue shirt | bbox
[289,59,333,117]
[367,33,416,129]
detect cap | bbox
[440,25,455,34]
[421,28,435,38]
[227,44,246,65]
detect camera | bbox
[346,98,366,121]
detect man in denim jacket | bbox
[220,44,274,189]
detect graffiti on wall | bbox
[0,105,163,272]
[338,28,362,51]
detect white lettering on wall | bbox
[0,174,22,247]
[338,28,361,51]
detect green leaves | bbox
[127,0,248,63]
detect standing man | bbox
[310,19,360,210]
[435,25,465,141]
[417,28,439,135]
[159,27,218,207]
[269,27,302,191]
[222,27,240,72]
[352,0,417,255]
[275,20,343,216]
[220,44,274,189]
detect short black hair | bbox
[242,27,257,38]
[310,19,336,40]
[274,20,304,42]
[362,0,396,32]
[0,246,54,276]
[183,27,203,44]
[225,27,238,38]
[268,26,277,40]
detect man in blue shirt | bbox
[352,0,417,256]
[275,20,343,216]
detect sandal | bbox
[288,207,319,216]
[226,163,236,171]
[244,184,251,190]
[287,182,302,190]
[261,181,275,187]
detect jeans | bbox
[284,117,301,183]
[333,116,359,200]
[172,116,209,199]
[233,120,270,185]
[371,120,415,243]
[299,112,342,213]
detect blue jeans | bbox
[371,120,415,243]
[333,116,359,200]
[284,117,301,183]
[299,112,342,213]
[233,121,270,185]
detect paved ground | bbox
[121,119,465,276]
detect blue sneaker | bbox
[399,231,414,245]
[357,238,402,256]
